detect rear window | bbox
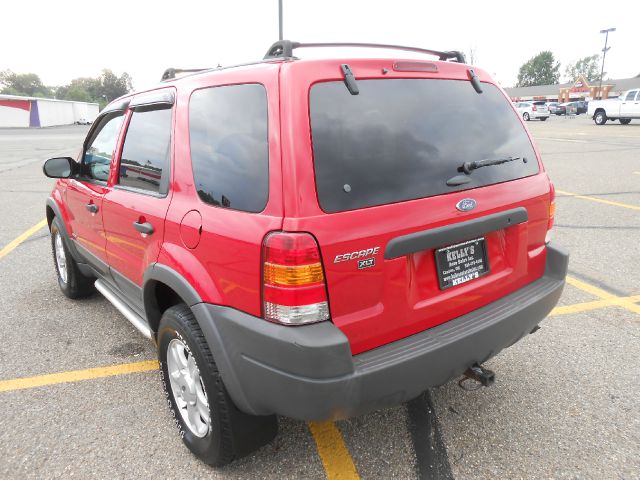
[310,79,539,213]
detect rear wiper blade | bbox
[460,156,523,174]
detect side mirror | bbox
[43,157,77,178]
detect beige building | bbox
[505,76,639,103]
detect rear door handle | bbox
[85,203,98,214]
[133,221,154,235]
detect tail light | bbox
[532,105,537,111]
[546,181,556,244]
[262,232,330,325]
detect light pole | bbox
[598,27,615,99]
[278,0,283,41]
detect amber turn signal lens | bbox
[264,262,325,286]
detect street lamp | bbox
[598,27,615,99]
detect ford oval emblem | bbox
[456,198,477,212]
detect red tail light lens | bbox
[532,105,537,111]
[262,232,330,325]
[546,181,556,243]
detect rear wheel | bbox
[594,111,607,125]
[523,112,530,121]
[158,304,277,466]
[50,217,94,299]
[620,119,631,125]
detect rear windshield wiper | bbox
[459,156,523,174]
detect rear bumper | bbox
[194,244,569,421]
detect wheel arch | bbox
[143,263,204,336]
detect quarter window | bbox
[118,107,172,194]
[625,91,636,101]
[83,113,125,182]
[189,84,269,213]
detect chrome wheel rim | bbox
[54,233,68,284]
[167,338,211,438]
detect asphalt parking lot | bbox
[1,116,639,479]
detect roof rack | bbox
[161,68,210,82]
[263,40,466,63]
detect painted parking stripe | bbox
[557,190,640,211]
[308,421,360,480]
[550,295,640,316]
[0,218,47,260]
[566,276,640,315]
[0,360,158,393]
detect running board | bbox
[95,279,152,339]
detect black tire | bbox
[50,217,94,299]
[620,119,631,125]
[594,110,607,125]
[539,117,548,121]
[523,112,530,121]
[158,304,277,466]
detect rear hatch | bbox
[288,70,551,355]
[532,101,549,114]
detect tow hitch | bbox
[458,363,495,390]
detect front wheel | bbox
[158,304,277,466]
[620,119,631,125]
[523,112,530,121]
[594,111,607,125]
[50,217,94,298]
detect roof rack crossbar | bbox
[161,68,210,82]
[263,41,466,63]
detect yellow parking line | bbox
[0,360,158,393]
[0,218,48,260]
[308,421,360,480]
[557,190,640,211]
[550,295,640,316]
[566,276,640,315]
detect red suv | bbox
[43,41,568,466]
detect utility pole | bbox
[279,0,283,41]
[598,28,615,99]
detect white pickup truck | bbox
[588,88,640,125]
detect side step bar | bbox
[95,279,152,339]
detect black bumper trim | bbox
[194,244,568,421]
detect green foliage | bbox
[0,69,134,108]
[516,51,561,87]
[564,55,601,83]
[0,70,53,97]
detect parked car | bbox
[514,100,549,121]
[552,103,567,115]
[547,102,562,114]
[588,89,640,124]
[562,101,588,115]
[42,40,567,466]
[75,118,91,125]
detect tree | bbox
[0,70,53,97]
[516,51,560,87]
[564,55,601,83]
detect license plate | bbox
[435,237,489,290]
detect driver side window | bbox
[82,113,125,181]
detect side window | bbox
[189,84,269,213]
[83,113,125,182]
[118,107,172,195]
[625,91,636,101]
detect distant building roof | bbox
[504,77,639,98]
[0,93,98,106]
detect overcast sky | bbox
[1,0,638,91]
